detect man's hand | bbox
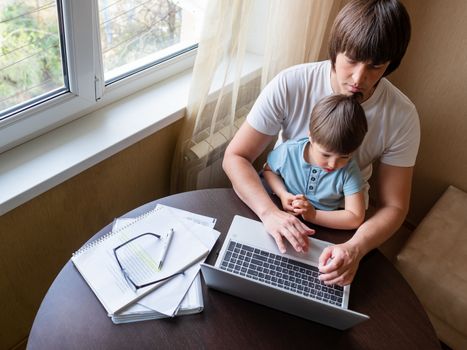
[317,242,362,286]
[261,208,315,254]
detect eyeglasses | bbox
[113,232,183,292]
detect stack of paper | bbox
[71,204,219,323]
[111,273,204,324]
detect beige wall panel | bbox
[0,119,182,350]
[390,0,467,224]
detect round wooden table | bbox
[28,188,441,350]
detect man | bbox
[222,0,419,286]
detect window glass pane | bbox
[98,0,205,83]
[0,0,66,117]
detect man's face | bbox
[331,53,390,101]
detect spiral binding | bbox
[72,206,160,257]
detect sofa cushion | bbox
[396,185,467,349]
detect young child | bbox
[263,94,367,230]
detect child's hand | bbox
[291,194,316,220]
[279,192,300,215]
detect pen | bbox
[158,228,174,270]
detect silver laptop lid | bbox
[202,215,369,329]
[201,263,369,330]
[215,215,350,307]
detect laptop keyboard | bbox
[219,240,344,307]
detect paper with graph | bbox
[72,205,215,315]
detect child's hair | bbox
[328,0,411,77]
[309,94,367,155]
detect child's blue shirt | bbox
[267,138,363,210]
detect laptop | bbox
[200,215,369,330]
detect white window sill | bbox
[0,69,192,216]
[0,53,262,216]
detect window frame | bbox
[0,0,198,154]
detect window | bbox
[99,0,202,84]
[0,0,67,118]
[0,0,205,153]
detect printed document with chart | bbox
[111,205,219,323]
[71,205,219,316]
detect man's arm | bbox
[318,163,413,285]
[223,122,314,253]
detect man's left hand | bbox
[317,242,362,286]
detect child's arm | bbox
[263,164,298,214]
[295,192,365,229]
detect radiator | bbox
[184,110,249,190]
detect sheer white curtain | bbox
[261,0,341,85]
[171,0,341,193]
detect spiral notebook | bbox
[109,206,219,323]
[72,205,211,315]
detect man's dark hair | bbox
[328,0,411,76]
[310,94,368,155]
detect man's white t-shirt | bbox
[247,60,420,198]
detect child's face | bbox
[307,140,351,172]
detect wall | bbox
[0,119,182,350]
[390,0,467,224]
